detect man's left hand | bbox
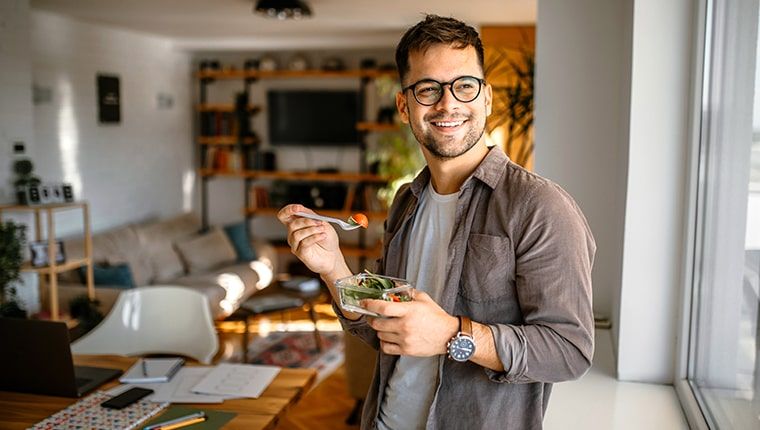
[364,291,459,357]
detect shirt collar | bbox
[409,145,509,197]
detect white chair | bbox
[71,286,219,364]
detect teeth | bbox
[432,120,464,127]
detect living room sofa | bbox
[52,213,277,319]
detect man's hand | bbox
[365,291,459,357]
[277,204,344,276]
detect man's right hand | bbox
[277,204,345,277]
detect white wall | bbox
[616,0,695,383]
[0,0,39,311]
[536,0,696,383]
[29,10,194,235]
[0,0,35,203]
[534,0,632,323]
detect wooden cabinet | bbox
[0,202,94,321]
[195,68,396,261]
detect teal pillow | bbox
[78,263,135,289]
[223,222,257,262]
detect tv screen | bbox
[268,90,360,146]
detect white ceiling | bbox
[30,0,536,50]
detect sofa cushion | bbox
[134,213,200,282]
[78,263,135,289]
[63,225,153,286]
[223,222,257,262]
[175,228,237,274]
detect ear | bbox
[484,83,493,117]
[396,91,410,124]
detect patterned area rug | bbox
[247,331,344,384]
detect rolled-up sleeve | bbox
[331,301,380,349]
[486,182,596,383]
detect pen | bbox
[142,359,148,377]
[144,411,206,430]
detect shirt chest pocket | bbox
[459,233,515,302]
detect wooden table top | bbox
[0,355,316,430]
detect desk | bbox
[0,355,316,430]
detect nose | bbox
[434,83,460,110]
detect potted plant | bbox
[0,220,28,318]
[366,75,425,207]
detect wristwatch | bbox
[447,315,476,362]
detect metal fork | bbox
[294,211,362,231]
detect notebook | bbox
[31,390,168,430]
[0,317,122,397]
[119,358,184,384]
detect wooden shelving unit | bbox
[196,69,395,80]
[0,201,94,321]
[196,65,397,270]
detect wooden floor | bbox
[215,298,360,430]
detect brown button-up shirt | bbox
[336,146,596,430]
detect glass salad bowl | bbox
[335,272,415,317]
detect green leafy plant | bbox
[367,75,425,206]
[485,47,535,167]
[0,221,28,318]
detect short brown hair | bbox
[395,15,485,84]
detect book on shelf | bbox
[203,147,244,171]
[119,357,184,384]
[248,186,270,210]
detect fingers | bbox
[362,299,407,318]
[287,224,325,253]
[379,340,401,355]
[276,204,313,223]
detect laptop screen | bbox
[0,317,84,397]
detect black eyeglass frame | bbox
[402,75,487,106]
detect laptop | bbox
[0,317,122,397]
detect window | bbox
[683,0,760,428]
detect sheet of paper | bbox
[191,363,281,398]
[105,368,242,403]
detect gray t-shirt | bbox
[377,184,459,430]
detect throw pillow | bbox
[78,263,136,289]
[175,227,238,274]
[223,222,257,262]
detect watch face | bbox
[448,335,475,362]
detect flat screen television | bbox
[267,90,360,146]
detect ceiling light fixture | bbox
[254,0,313,20]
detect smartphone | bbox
[100,387,154,409]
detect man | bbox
[278,15,595,430]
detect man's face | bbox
[396,44,492,160]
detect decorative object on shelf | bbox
[29,240,66,268]
[287,54,310,71]
[244,58,260,71]
[321,57,345,71]
[198,60,221,72]
[376,106,396,124]
[359,58,377,70]
[12,158,41,205]
[259,55,278,71]
[253,0,312,20]
[0,220,27,318]
[18,183,74,205]
[96,74,121,124]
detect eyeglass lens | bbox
[413,76,482,105]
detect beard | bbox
[409,109,486,160]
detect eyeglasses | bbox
[403,75,486,106]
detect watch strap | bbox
[460,315,473,337]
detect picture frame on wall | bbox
[29,240,66,267]
[97,74,121,124]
